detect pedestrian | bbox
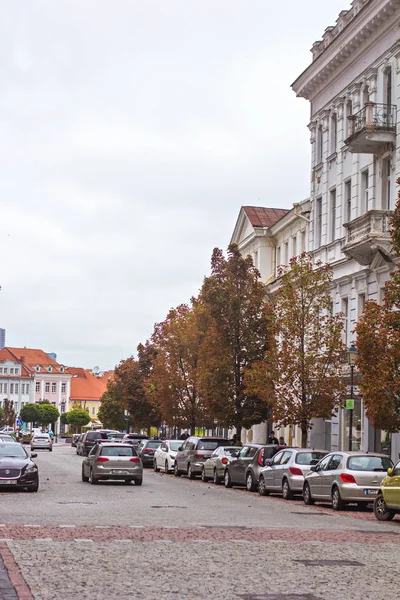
[179,430,189,440]
[268,430,279,445]
[279,436,286,446]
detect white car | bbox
[0,426,15,434]
[153,440,182,473]
[31,433,53,452]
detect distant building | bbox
[0,329,5,350]
[68,368,108,425]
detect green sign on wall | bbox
[346,399,355,410]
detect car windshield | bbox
[296,452,327,465]
[107,433,124,439]
[223,447,239,456]
[197,441,225,450]
[146,441,161,448]
[169,441,181,451]
[100,446,137,457]
[87,433,108,440]
[0,444,27,458]
[347,455,393,471]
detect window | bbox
[327,454,343,471]
[358,293,366,318]
[317,455,332,471]
[342,297,349,345]
[280,451,293,465]
[284,242,289,265]
[15,384,18,394]
[345,180,352,223]
[10,368,14,375]
[292,236,297,258]
[3,383,7,394]
[22,384,25,394]
[301,230,306,252]
[316,125,323,164]
[385,67,392,107]
[45,382,50,393]
[271,452,284,466]
[347,455,392,472]
[315,197,322,248]
[330,113,337,154]
[14,369,18,375]
[346,99,353,138]
[92,407,95,415]
[0,368,2,374]
[276,247,281,268]
[35,382,40,393]
[52,383,57,393]
[0,384,2,394]
[10,383,14,394]
[382,157,391,210]
[330,188,336,242]
[361,169,369,213]
[362,85,369,106]
[26,384,29,395]
[61,382,66,394]
[3,368,7,374]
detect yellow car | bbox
[373,460,400,521]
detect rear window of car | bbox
[347,456,393,472]
[100,446,137,457]
[197,440,228,450]
[146,441,161,448]
[87,432,108,440]
[296,452,327,465]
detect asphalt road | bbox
[1,443,400,600]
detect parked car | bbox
[202,446,239,484]
[0,434,17,444]
[0,442,39,492]
[154,440,182,473]
[122,434,148,449]
[0,426,15,434]
[31,433,53,452]
[137,439,162,467]
[174,436,230,479]
[81,442,143,485]
[258,448,328,499]
[224,444,289,490]
[76,433,85,455]
[79,431,109,456]
[303,452,393,510]
[71,434,80,448]
[373,459,400,521]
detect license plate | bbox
[0,480,17,485]
[364,489,378,495]
[111,470,129,475]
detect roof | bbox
[6,347,66,375]
[242,207,289,228]
[0,348,35,378]
[68,368,108,402]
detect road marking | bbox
[34,538,53,542]
[74,539,94,542]
[59,525,76,528]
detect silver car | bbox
[82,442,143,485]
[258,448,328,499]
[303,451,393,510]
[201,446,239,484]
[31,433,53,452]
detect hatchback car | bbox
[154,440,182,473]
[0,434,17,444]
[137,440,162,467]
[80,431,109,456]
[174,436,230,479]
[373,459,400,521]
[31,433,53,452]
[82,443,143,485]
[202,446,239,484]
[224,444,288,491]
[258,448,328,499]
[0,442,39,492]
[303,452,393,510]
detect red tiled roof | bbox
[68,368,108,402]
[6,347,65,374]
[242,207,289,228]
[0,348,34,378]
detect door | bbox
[273,450,293,489]
[158,442,168,469]
[239,447,258,484]
[84,446,97,476]
[320,454,343,499]
[384,460,400,508]
[263,451,284,489]
[230,446,250,484]
[309,454,332,497]
[177,440,188,470]
[206,448,220,477]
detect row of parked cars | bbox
[151,435,400,522]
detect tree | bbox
[149,303,208,434]
[37,403,60,428]
[0,406,4,425]
[20,404,41,431]
[98,384,127,431]
[355,178,400,432]
[65,408,91,431]
[2,399,17,427]
[198,244,270,438]
[246,253,346,447]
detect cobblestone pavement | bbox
[0,445,399,600]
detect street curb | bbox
[0,542,34,600]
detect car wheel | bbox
[258,475,269,496]
[282,478,294,500]
[201,467,208,482]
[89,469,98,485]
[174,462,180,477]
[213,469,221,485]
[303,483,314,505]
[27,479,39,493]
[135,477,143,486]
[373,494,395,521]
[153,459,159,473]
[224,469,233,488]
[246,471,256,492]
[49,448,52,452]
[81,466,89,482]
[187,464,196,480]
[332,486,345,511]
[165,460,169,473]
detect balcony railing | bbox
[347,102,396,138]
[342,210,392,265]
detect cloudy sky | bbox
[0,0,350,370]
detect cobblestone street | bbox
[1,445,399,599]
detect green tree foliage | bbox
[98,385,127,431]
[198,243,270,438]
[20,404,41,430]
[0,406,4,425]
[245,253,346,447]
[65,408,91,430]
[37,403,60,427]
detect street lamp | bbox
[347,344,357,451]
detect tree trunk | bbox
[190,421,196,436]
[301,425,308,448]
[235,424,242,444]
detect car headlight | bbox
[25,466,38,474]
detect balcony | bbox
[342,210,393,266]
[344,103,396,154]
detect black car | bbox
[224,444,289,491]
[80,431,109,456]
[137,439,162,467]
[0,442,39,492]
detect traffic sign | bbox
[16,417,23,427]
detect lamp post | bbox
[124,410,130,434]
[347,344,357,451]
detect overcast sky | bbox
[0,0,350,370]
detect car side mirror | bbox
[387,467,393,477]
[31,453,37,459]
[310,465,317,472]
[178,446,183,451]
